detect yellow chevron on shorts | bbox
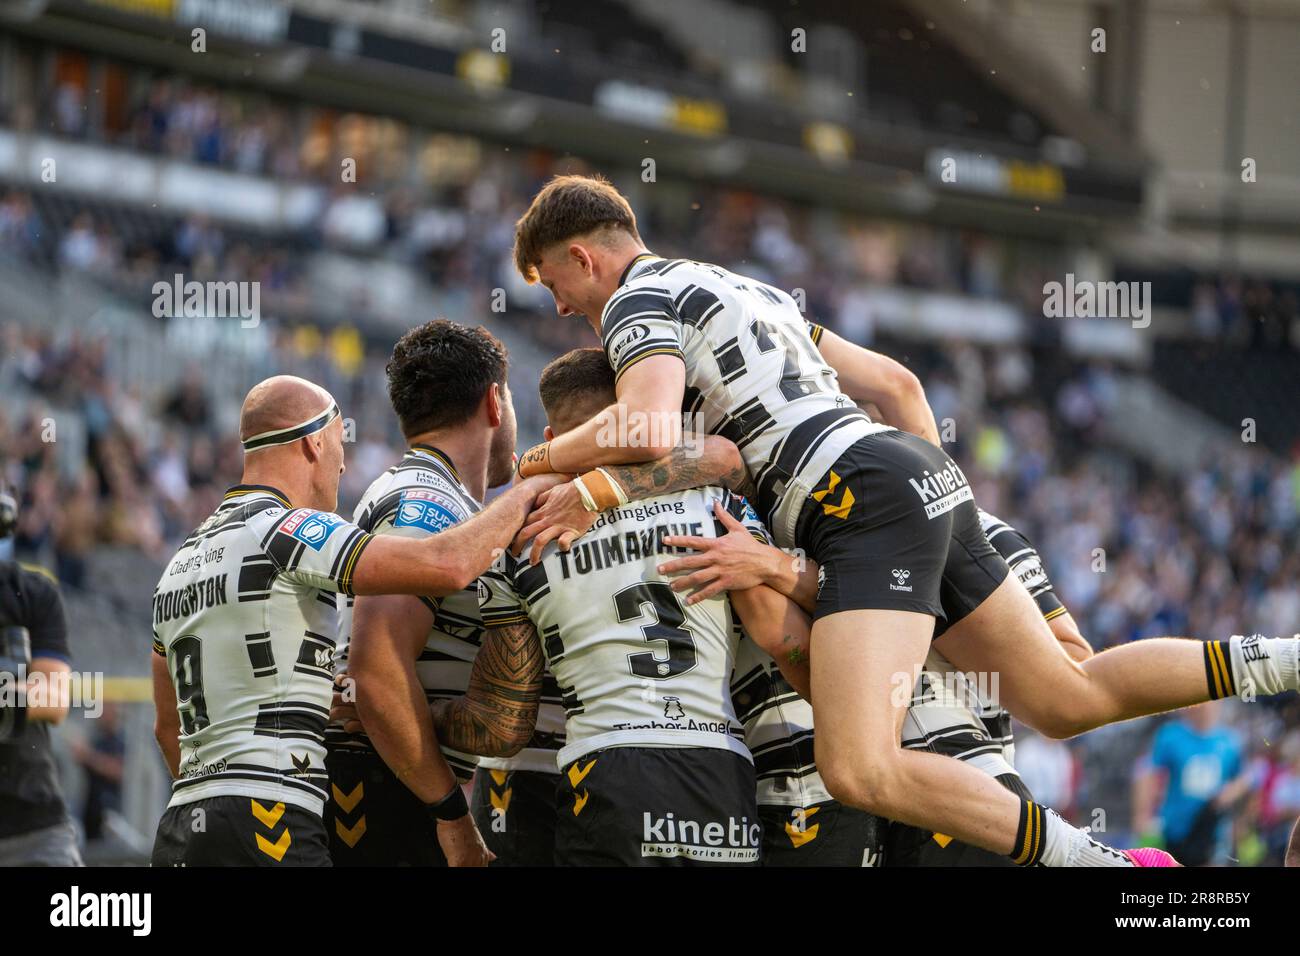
[331,782,364,814]
[334,816,367,848]
[490,786,513,814]
[567,759,597,788]
[490,769,509,786]
[812,471,854,519]
[784,807,821,848]
[256,827,292,861]
[250,799,286,829]
[932,832,953,848]
[568,759,597,816]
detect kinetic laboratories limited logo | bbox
[641,812,761,862]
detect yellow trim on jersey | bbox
[1042,605,1068,623]
[807,323,825,345]
[339,532,373,596]
[484,613,530,626]
[614,347,685,381]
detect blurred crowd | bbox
[2,64,1298,866]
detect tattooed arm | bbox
[729,584,813,701]
[429,620,544,758]
[604,435,754,501]
[512,436,753,564]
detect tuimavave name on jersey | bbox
[479,485,763,767]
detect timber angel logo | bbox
[663,697,685,720]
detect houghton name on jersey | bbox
[479,487,765,768]
[901,509,1067,774]
[331,445,565,778]
[152,485,372,816]
[602,256,892,548]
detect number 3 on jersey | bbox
[614,582,698,680]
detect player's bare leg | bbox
[934,573,1299,738]
[814,607,1180,866]
[811,609,1024,853]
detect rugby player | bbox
[886,508,1087,865]
[327,321,565,867]
[430,348,814,866]
[672,506,1078,866]
[509,174,1299,866]
[149,375,563,866]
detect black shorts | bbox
[798,429,1008,631]
[884,772,1033,867]
[759,800,885,867]
[151,795,331,867]
[324,746,445,867]
[470,766,560,867]
[555,747,760,866]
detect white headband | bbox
[242,402,340,452]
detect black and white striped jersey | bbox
[152,485,372,816]
[602,256,892,548]
[730,636,831,809]
[902,509,1066,774]
[330,445,565,778]
[479,487,764,768]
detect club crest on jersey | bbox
[279,509,344,551]
[393,489,462,534]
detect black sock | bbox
[1010,798,1045,866]
[1203,640,1237,700]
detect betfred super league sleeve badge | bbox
[279,508,346,550]
[392,489,468,534]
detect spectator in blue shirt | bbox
[1133,702,1252,866]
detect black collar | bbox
[617,253,659,289]
[223,484,291,507]
[409,444,463,484]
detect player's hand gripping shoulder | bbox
[351,472,567,595]
[658,501,806,606]
[512,436,751,565]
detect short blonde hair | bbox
[513,174,641,282]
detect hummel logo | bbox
[889,569,913,593]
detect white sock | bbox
[1227,634,1300,698]
[1040,808,1134,867]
